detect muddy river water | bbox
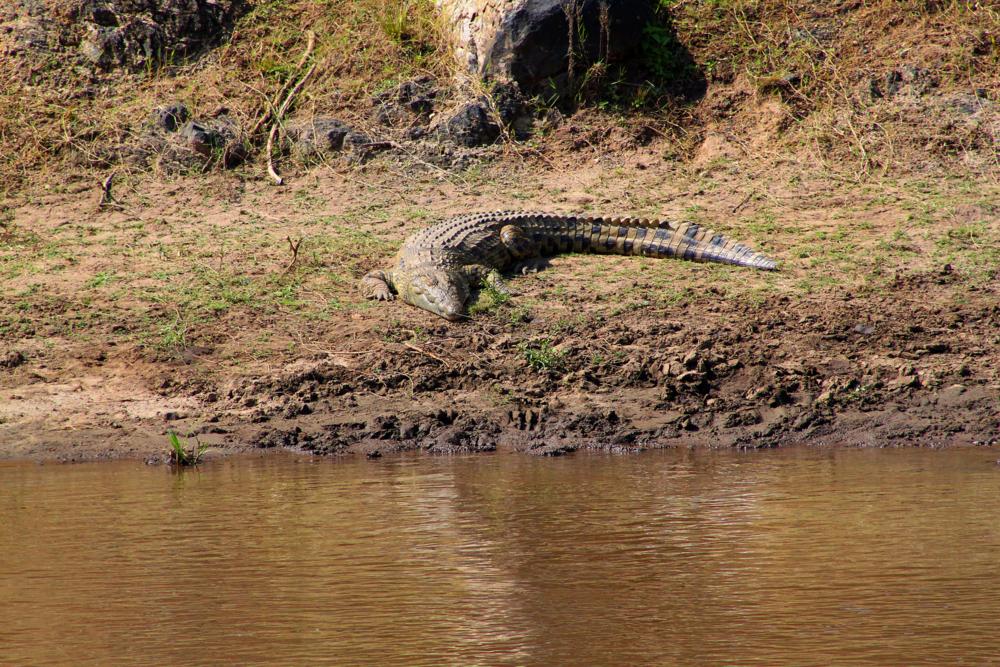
[3,447,1000,665]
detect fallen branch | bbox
[266,123,283,185]
[266,61,318,185]
[249,31,315,138]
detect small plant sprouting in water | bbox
[167,431,209,467]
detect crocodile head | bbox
[398,269,469,321]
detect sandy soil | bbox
[1,125,998,461]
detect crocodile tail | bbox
[574,217,778,271]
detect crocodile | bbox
[361,211,777,320]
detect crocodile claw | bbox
[515,258,550,275]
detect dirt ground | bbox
[2,122,998,461]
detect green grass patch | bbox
[520,339,566,372]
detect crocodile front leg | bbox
[360,269,396,301]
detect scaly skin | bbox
[361,211,778,320]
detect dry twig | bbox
[403,341,450,366]
[282,236,303,275]
[96,172,120,211]
[731,190,754,213]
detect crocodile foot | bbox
[514,258,550,275]
[360,270,395,301]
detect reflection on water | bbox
[3,448,1000,665]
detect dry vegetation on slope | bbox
[0,0,996,196]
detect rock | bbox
[372,76,438,126]
[890,372,921,391]
[405,126,428,140]
[179,119,219,155]
[176,114,246,167]
[1,350,26,368]
[256,427,301,449]
[80,17,162,69]
[150,102,189,132]
[77,0,246,71]
[724,410,762,427]
[342,131,392,164]
[538,107,564,132]
[438,0,655,95]
[489,80,532,137]
[437,100,500,146]
[286,117,352,157]
[282,402,312,418]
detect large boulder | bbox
[437,0,655,95]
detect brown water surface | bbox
[3,448,1000,665]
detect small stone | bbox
[179,120,223,156]
[287,117,351,156]
[150,102,189,132]
[791,411,815,431]
[437,101,499,147]
[1,350,26,368]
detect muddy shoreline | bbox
[4,253,997,462]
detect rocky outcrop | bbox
[436,0,655,94]
[120,101,247,170]
[1,0,246,69]
[79,0,246,70]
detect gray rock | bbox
[179,119,223,156]
[286,118,352,157]
[175,114,246,167]
[437,100,500,147]
[150,102,189,132]
[482,0,655,95]
[372,76,438,127]
[490,80,533,138]
[343,130,373,151]
[343,131,392,165]
[1,350,26,369]
[941,93,989,116]
[80,17,164,69]
[78,0,246,70]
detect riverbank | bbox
[2,148,997,461]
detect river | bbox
[3,447,1000,665]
